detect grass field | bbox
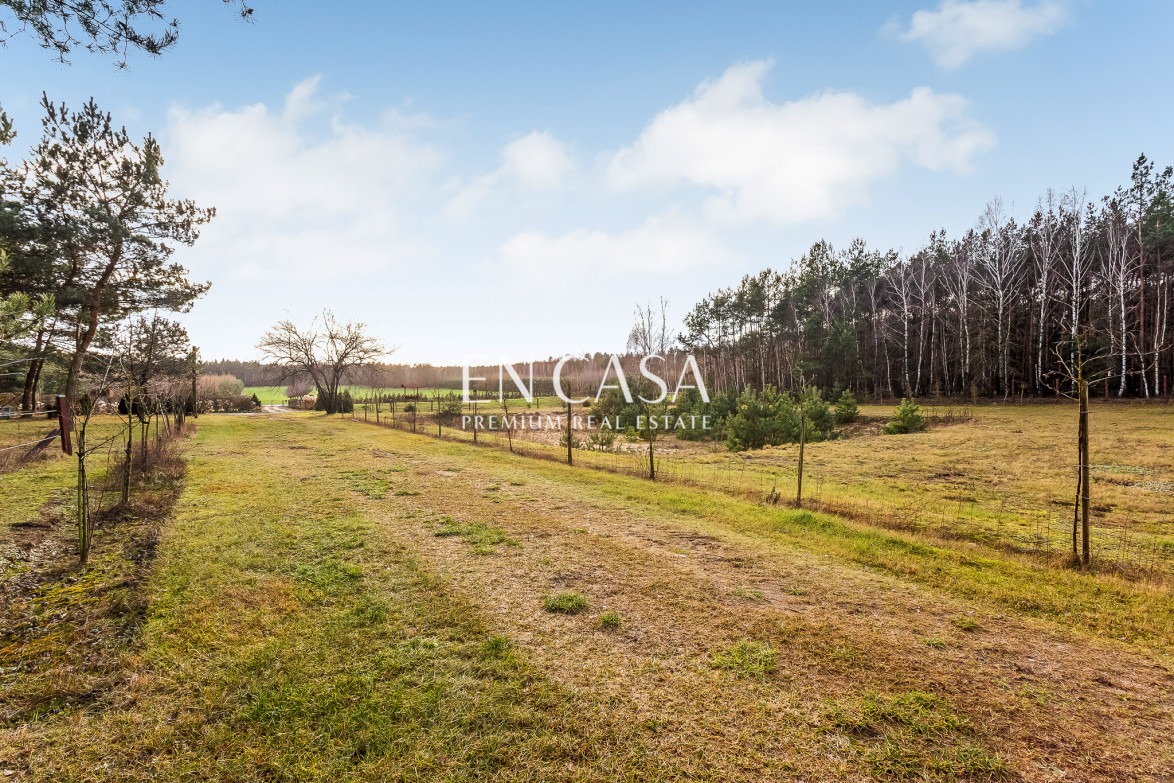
[346,400,1174,579]
[240,385,288,404]
[1,409,1172,780]
[665,402,1174,576]
[244,386,484,405]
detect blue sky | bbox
[3,0,1172,364]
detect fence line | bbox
[337,397,1171,583]
[0,434,58,453]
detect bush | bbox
[797,388,836,441]
[558,428,582,450]
[883,398,926,434]
[672,387,733,442]
[584,428,616,452]
[436,395,462,423]
[727,387,837,452]
[834,389,858,424]
[196,374,243,398]
[314,390,354,413]
[725,388,780,451]
[251,393,262,408]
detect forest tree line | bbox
[680,156,1174,399]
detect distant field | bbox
[241,386,287,404]
[244,386,476,405]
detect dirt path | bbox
[319,420,1174,781]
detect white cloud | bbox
[164,76,444,280]
[893,0,1070,68]
[498,212,735,281]
[446,131,574,218]
[607,60,995,225]
[282,75,328,121]
[501,132,575,190]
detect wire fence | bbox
[336,395,1174,584]
[1,395,194,564]
[0,405,65,471]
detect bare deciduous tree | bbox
[258,310,388,415]
[974,198,1027,395]
[626,298,673,480]
[1101,200,1138,397]
[627,297,672,356]
[1052,332,1113,568]
[1029,191,1062,393]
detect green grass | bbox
[5,410,1171,780]
[504,402,1174,579]
[431,516,519,554]
[245,386,480,406]
[865,739,1010,781]
[674,403,1174,575]
[542,592,589,614]
[732,586,765,602]
[710,640,777,677]
[241,386,288,404]
[0,415,666,781]
[477,452,1174,651]
[950,615,981,632]
[351,413,1174,652]
[1,415,130,572]
[338,468,391,499]
[599,611,621,629]
[308,409,1174,654]
[826,691,1011,781]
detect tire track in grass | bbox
[327,415,1174,782]
[332,436,1013,779]
[1,414,679,782]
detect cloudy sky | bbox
[3,0,1172,364]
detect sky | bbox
[3,0,1172,365]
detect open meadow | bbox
[0,407,1172,781]
[345,398,1174,581]
[244,386,482,406]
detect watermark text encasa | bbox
[461,354,711,405]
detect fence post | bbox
[57,395,72,455]
[76,424,89,563]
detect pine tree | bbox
[834,389,859,424]
[883,399,927,435]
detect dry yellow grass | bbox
[727,402,1174,575]
[397,400,1174,578]
[331,415,1174,779]
[2,411,1172,781]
